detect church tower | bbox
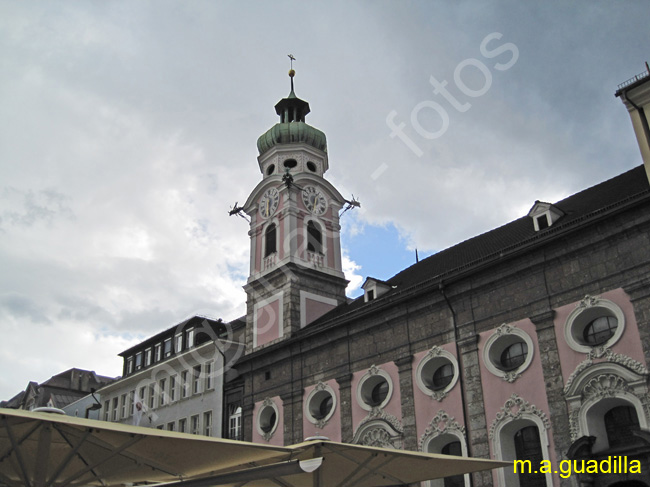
[242,68,348,352]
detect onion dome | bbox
[257,70,327,155]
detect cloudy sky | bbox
[1,1,649,401]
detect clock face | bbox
[302,186,327,215]
[259,187,280,219]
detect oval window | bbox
[582,316,617,345]
[499,342,528,371]
[283,159,297,169]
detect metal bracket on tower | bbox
[341,195,361,217]
[228,201,250,222]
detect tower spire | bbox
[288,54,296,93]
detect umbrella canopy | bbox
[0,408,291,487]
[177,439,510,487]
[0,408,509,487]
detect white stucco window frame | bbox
[256,398,280,441]
[415,346,459,402]
[482,323,534,383]
[490,394,552,487]
[305,382,337,427]
[422,429,470,487]
[356,365,393,411]
[565,362,649,452]
[564,295,625,354]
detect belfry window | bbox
[307,221,322,253]
[264,224,277,256]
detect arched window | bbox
[264,224,277,257]
[307,221,322,253]
[514,426,546,487]
[605,405,641,448]
[441,441,464,487]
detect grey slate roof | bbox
[307,165,650,327]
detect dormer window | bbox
[528,201,564,232]
[536,214,549,230]
[361,277,393,303]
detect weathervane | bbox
[288,54,296,91]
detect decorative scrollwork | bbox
[359,428,395,448]
[359,408,404,433]
[368,364,381,376]
[494,323,514,337]
[577,294,600,309]
[489,393,550,440]
[564,351,649,394]
[419,410,466,450]
[426,345,443,358]
[582,374,631,400]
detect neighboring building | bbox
[96,315,245,438]
[0,368,114,411]
[616,63,650,183]
[224,68,650,487]
[61,392,104,420]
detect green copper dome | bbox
[257,88,327,155]
[257,121,327,155]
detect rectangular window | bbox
[178,418,187,433]
[185,327,195,349]
[181,371,188,399]
[190,414,200,435]
[129,390,135,416]
[203,411,212,437]
[205,362,213,390]
[144,348,152,367]
[170,376,176,402]
[193,365,202,394]
[126,357,134,375]
[228,405,242,440]
[164,338,172,357]
[154,343,162,362]
[149,384,155,409]
[175,333,183,353]
[135,352,143,370]
[120,394,127,418]
[104,400,110,421]
[167,422,175,431]
[112,397,119,421]
[159,378,166,406]
[156,425,164,430]
[139,386,146,408]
